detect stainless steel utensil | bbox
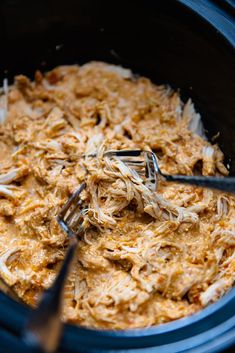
[23,182,86,353]
[104,150,235,193]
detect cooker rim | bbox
[178,0,235,48]
[1,285,235,351]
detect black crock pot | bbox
[0,0,234,352]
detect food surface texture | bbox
[0,62,234,329]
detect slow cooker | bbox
[0,0,234,352]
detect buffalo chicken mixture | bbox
[0,62,234,329]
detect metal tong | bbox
[23,182,86,353]
[104,150,235,194]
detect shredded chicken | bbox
[0,62,234,330]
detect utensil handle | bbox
[23,237,78,353]
[164,175,235,193]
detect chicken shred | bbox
[0,62,234,330]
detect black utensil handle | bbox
[23,237,78,353]
[164,175,235,193]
